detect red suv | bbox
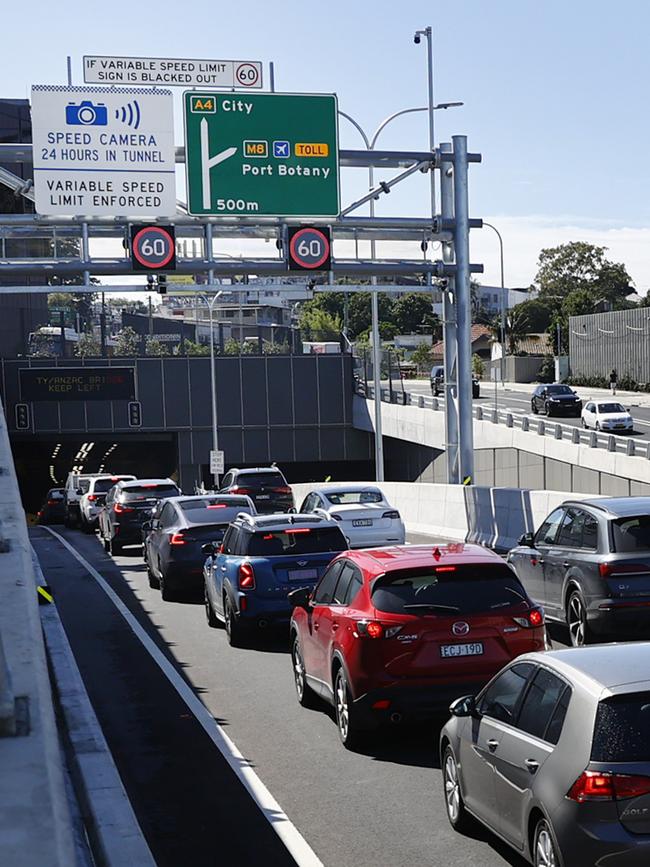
[289,544,547,749]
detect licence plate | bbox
[352,519,373,527]
[257,495,270,500]
[288,568,318,582]
[440,642,484,658]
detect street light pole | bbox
[483,222,506,384]
[415,26,436,217]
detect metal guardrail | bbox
[365,386,650,460]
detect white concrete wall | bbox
[291,481,597,552]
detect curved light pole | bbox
[483,221,506,383]
[339,99,463,482]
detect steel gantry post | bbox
[439,143,459,483]
[452,135,474,485]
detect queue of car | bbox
[50,468,650,866]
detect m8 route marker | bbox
[183,91,340,217]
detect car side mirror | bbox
[202,542,216,555]
[142,521,151,532]
[450,695,479,718]
[287,586,312,609]
[288,507,297,514]
[518,532,535,547]
[76,488,83,495]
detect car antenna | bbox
[433,546,441,560]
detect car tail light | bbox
[37,510,43,517]
[169,532,186,546]
[47,499,57,506]
[435,566,456,573]
[599,562,650,577]
[285,528,310,534]
[356,620,402,639]
[238,562,255,590]
[231,487,251,495]
[513,607,545,628]
[273,486,292,494]
[382,510,400,519]
[114,502,134,514]
[568,771,650,802]
[330,514,342,521]
[87,494,98,502]
[372,699,391,710]
[207,504,227,509]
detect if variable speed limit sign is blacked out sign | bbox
[130,224,176,271]
[288,226,332,271]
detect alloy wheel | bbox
[534,821,557,867]
[335,672,349,742]
[444,752,461,824]
[292,641,305,701]
[568,593,586,646]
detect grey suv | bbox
[508,497,650,646]
[441,644,650,866]
[430,364,480,399]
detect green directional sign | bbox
[183,91,340,218]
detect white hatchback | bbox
[298,485,406,548]
[581,400,633,432]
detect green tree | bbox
[472,353,485,378]
[299,306,342,337]
[75,332,101,358]
[145,336,169,356]
[392,292,438,334]
[113,326,141,356]
[535,242,633,305]
[181,339,210,356]
[411,341,433,373]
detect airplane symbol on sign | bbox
[273,140,290,158]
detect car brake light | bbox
[47,499,57,506]
[599,562,650,577]
[356,620,403,639]
[365,621,384,639]
[87,494,98,502]
[238,562,255,590]
[285,528,310,534]
[273,486,292,494]
[568,771,650,802]
[231,487,251,495]
[114,502,134,514]
[170,532,186,546]
[142,484,158,489]
[382,510,400,519]
[513,607,545,628]
[435,566,456,573]
[207,504,227,509]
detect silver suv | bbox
[441,644,650,866]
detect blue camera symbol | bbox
[65,100,108,126]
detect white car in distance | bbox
[298,485,405,548]
[581,400,634,432]
[79,474,136,532]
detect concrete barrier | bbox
[291,481,598,553]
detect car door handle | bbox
[563,562,570,568]
[331,622,339,631]
[314,621,320,630]
[525,759,540,773]
[220,566,227,572]
[537,558,545,565]
[487,739,499,752]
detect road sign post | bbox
[184,92,340,217]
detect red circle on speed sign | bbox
[131,226,175,270]
[289,227,331,270]
[235,63,260,87]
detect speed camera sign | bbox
[288,226,331,271]
[130,224,176,271]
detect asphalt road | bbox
[405,381,650,441]
[31,525,562,867]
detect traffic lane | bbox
[31,527,297,867]
[51,530,528,867]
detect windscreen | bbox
[592,692,650,762]
[371,564,528,615]
[547,385,573,395]
[597,403,626,414]
[123,484,179,501]
[237,473,285,489]
[180,499,253,524]
[612,516,650,553]
[247,527,347,556]
[325,490,383,505]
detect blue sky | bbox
[5,0,650,288]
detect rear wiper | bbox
[403,603,460,613]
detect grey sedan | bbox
[440,644,650,866]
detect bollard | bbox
[521,417,529,431]
[506,412,514,428]
[555,424,563,440]
[589,432,598,447]
[432,398,439,411]
[490,410,498,423]
[538,420,545,436]
[476,406,483,420]
[572,428,580,444]
[417,395,424,408]
[627,439,636,456]
[607,435,616,452]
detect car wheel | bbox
[82,518,93,535]
[531,401,538,414]
[159,571,175,602]
[544,401,552,417]
[567,589,592,647]
[581,418,587,428]
[109,538,122,556]
[533,817,559,867]
[103,536,110,553]
[334,667,361,750]
[291,636,317,708]
[442,745,473,832]
[595,422,601,431]
[224,595,245,647]
[147,561,159,589]
[204,584,219,627]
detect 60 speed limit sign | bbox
[130,225,176,272]
[287,226,332,271]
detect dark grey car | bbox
[530,383,582,417]
[440,644,650,866]
[507,497,650,646]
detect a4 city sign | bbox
[183,92,340,218]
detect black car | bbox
[218,467,294,514]
[508,497,650,646]
[530,383,582,417]
[98,478,180,555]
[430,365,480,399]
[37,488,66,524]
[143,494,256,600]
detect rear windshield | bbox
[597,403,625,414]
[237,472,285,489]
[371,564,528,615]
[48,489,64,499]
[612,516,650,553]
[186,523,229,541]
[247,527,347,556]
[546,385,573,395]
[592,692,650,762]
[94,477,130,493]
[179,499,252,523]
[123,484,179,501]
[78,479,91,494]
[325,490,383,505]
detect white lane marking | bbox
[42,527,323,867]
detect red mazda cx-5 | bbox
[289,543,547,749]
